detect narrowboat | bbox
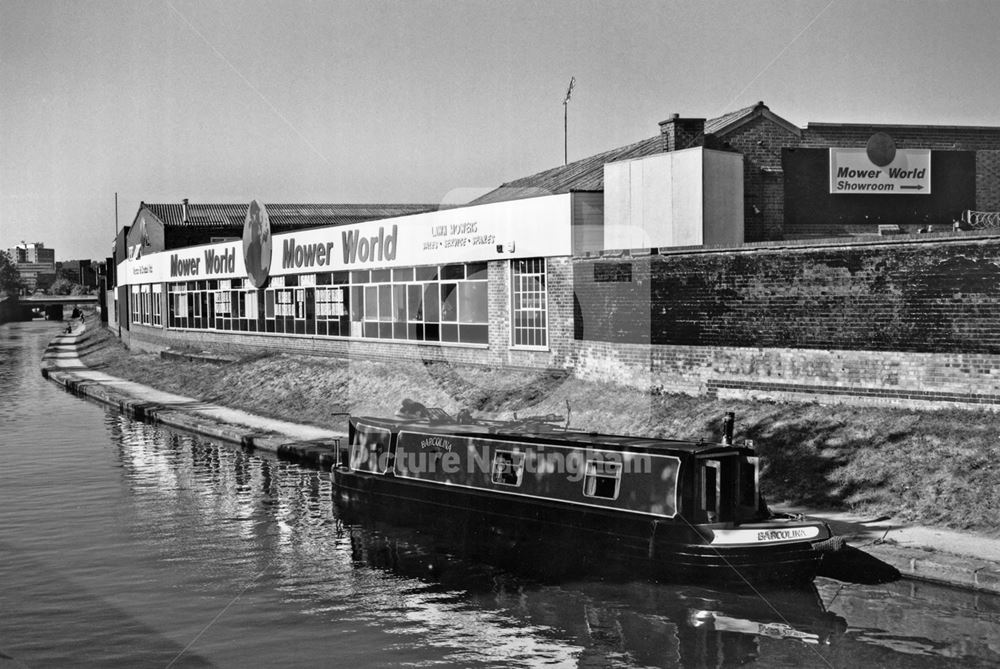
[331,408,834,585]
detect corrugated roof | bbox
[704,104,759,136]
[471,135,665,205]
[472,102,805,206]
[142,203,437,229]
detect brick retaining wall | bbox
[571,235,1000,409]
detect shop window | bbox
[215,279,232,317]
[364,286,378,320]
[155,258,489,346]
[459,282,487,323]
[378,284,392,322]
[422,283,440,322]
[441,264,465,281]
[315,287,346,319]
[239,289,260,331]
[130,286,140,324]
[440,283,458,322]
[466,262,488,281]
[393,284,407,339]
[511,258,547,348]
[151,285,162,326]
[140,286,152,325]
[415,266,437,281]
[264,290,275,319]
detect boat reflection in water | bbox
[335,499,848,668]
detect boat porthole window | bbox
[582,460,622,500]
[491,450,525,487]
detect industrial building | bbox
[108,103,1000,409]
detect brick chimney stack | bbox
[659,113,706,151]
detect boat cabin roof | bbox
[351,415,750,457]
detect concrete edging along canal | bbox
[40,321,345,465]
[39,321,1000,595]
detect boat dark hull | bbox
[332,468,824,587]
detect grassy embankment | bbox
[73,323,1000,534]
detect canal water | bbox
[2,320,1000,668]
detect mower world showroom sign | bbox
[829,147,931,195]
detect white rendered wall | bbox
[603,147,743,250]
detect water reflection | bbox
[108,416,1000,667]
[342,515,850,667]
[5,321,1000,668]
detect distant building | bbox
[57,259,99,288]
[9,241,56,292]
[123,199,439,260]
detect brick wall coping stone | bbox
[807,122,1000,133]
[574,229,1000,261]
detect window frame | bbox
[490,450,526,487]
[582,459,623,501]
[510,257,548,350]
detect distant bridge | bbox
[20,294,98,306]
[2,294,99,323]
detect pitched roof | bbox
[472,102,802,205]
[704,103,759,135]
[705,101,801,138]
[140,203,437,229]
[470,135,664,205]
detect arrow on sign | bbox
[900,185,925,190]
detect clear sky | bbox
[2,0,999,260]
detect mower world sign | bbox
[829,148,931,195]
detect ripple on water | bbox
[2,321,1000,668]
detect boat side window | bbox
[491,450,525,487]
[739,456,759,508]
[350,423,392,474]
[582,460,622,500]
[701,460,721,522]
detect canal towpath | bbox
[40,319,1000,594]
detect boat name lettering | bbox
[420,437,453,452]
[756,529,808,542]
